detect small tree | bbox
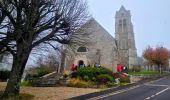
[143,46,170,73]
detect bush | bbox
[0,70,10,81]
[71,67,113,81]
[112,72,120,79]
[21,80,30,86]
[63,73,69,79]
[96,74,114,84]
[106,81,116,87]
[84,75,89,81]
[66,78,94,88]
[92,77,96,82]
[27,65,53,78]
[119,75,130,83]
[35,67,52,77]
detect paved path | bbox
[88,76,170,100]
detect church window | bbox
[123,19,126,26]
[123,19,127,32]
[77,46,87,52]
[119,20,123,32]
[119,20,122,27]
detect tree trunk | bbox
[158,64,162,74]
[3,50,30,97]
[0,54,4,62]
[59,49,66,73]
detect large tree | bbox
[0,0,89,97]
[143,46,170,73]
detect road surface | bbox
[88,76,170,100]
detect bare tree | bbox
[0,0,90,97]
[32,51,60,72]
[44,52,60,71]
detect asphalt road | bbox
[88,76,170,100]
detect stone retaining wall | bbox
[130,75,162,83]
[30,78,59,87]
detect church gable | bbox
[76,18,117,50]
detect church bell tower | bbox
[115,6,137,68]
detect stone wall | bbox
[130,75,162,83]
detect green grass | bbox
[129,71,160,76]
[20,81,30,86]
[120,82,128,86]
[0,93,34,100]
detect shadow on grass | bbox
[0,91,34,100]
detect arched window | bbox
[77,47,87,52]
[123,19,126,27]
[119,20,122,27]
[119,20,123,32]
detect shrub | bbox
[106,81,116,87]
[27,65,53,78]
[21,80,30,86]
[84,75,89,81]
[120,83,128,86]
[71,67,113,81]
[0,70,10,81]
[119,75,130,83]
[96,74,114,84]
[35,67,52,77]
[63,73,69,79]
[66,78,94,88]
[92,77,96,82]
[112,72,120,79]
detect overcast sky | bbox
[87,0,170,56]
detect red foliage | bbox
[143,46,170,67]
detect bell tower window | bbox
[119,20,122,27]
[123,19,126,27]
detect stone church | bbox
[64,6,138,72]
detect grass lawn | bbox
[129,71,160,76]
[0,93,34,100]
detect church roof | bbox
[119,5,127,11]
[115,5,130,17]
[84,18,115,40]
[76,17,117,49]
